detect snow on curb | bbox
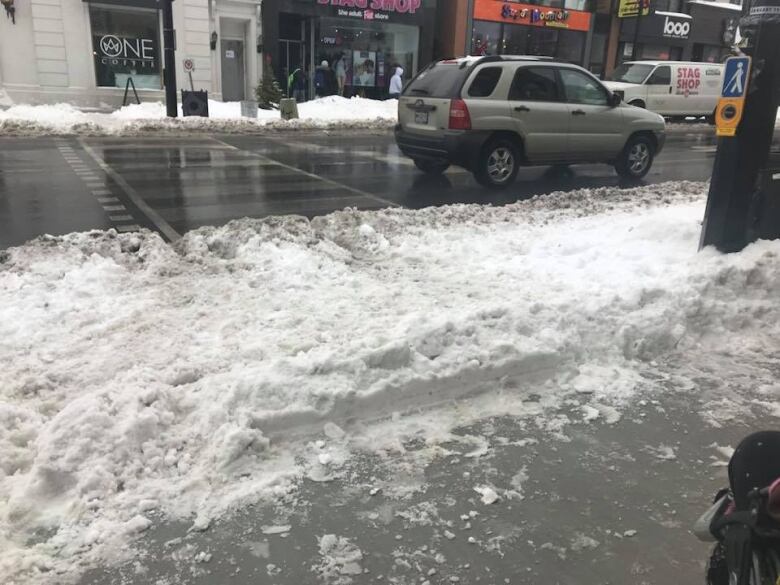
[2,181,780,583]
[0,96,398,136]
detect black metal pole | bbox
[631,0,645,61]
[699,0,780,252]
[161,0,177,118]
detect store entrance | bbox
[221,39,245,101]
[316,17,420,100]
[278,12,315,100]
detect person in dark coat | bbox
[315,60,336,98]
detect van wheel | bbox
[629,100,646,109]
[413,159,450,175]
[615,135,654,180]
[475,139,520,189]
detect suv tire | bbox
[475,139,521,189]
[414,159,450,175]
[615,135,654,180]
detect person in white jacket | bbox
[389,67,404,99]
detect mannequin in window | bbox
[334,54,347,97]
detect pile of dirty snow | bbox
[0,96,398,136]
[2,181,780,584]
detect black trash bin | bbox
[747,155,780,242]
[181,90,209,117]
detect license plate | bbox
[414,111,429,124]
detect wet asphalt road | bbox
[0,126,735,249]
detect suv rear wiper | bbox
[410,88,430,95]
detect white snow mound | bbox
[2,181,780,583]
[0,96,398,136]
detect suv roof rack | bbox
[454,54,556,69]
[477,55,556,63]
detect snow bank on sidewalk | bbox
[0,96,398,136]
[2,181,780,583]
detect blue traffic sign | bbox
[722,56,751,98]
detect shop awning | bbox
[688,0,744,11]
[654,10,694,19]
[82,0,161,9]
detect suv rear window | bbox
[405,62,468,98]
[467,67,503,98]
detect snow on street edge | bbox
[1,181,780,583]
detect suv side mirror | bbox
[609,92,622,107]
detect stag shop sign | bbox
[676,66,701,96]
[315,0,421,21]
[473,0,591,32]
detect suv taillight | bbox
[449,99,471,130]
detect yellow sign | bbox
[715,99,744,137]
[618,0,650,18]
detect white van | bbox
[604,61,724,118]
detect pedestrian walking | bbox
[389,66,404,99]
[288,68,306,103]
[315,60,333,98]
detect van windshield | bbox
[404,62,468,98]
[609,64,655,84]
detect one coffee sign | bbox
[99,35,155,64]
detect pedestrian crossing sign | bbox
[716,56,751,137]
[721,56,751,99]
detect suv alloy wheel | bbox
[475,139,521,189]
[615,135,655,180]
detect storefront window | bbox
[317,17,419,98]
[640,44,683,61]
[527,28,558,57]
[471,20,501,56]
[693,44,725,63]
[556,29,585,64]
[502,23,530,54]
[89,6,161,90]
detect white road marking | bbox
[211,138,399,208]
[261,136,469,175]
[109,214,133,221]
[103,204,126,212]
[80,138,181,242]
[97,196,119,203]
[116,224,142,232]
[92,189,112,196]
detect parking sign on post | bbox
[716,56,752,137]
[183,58,195,91]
